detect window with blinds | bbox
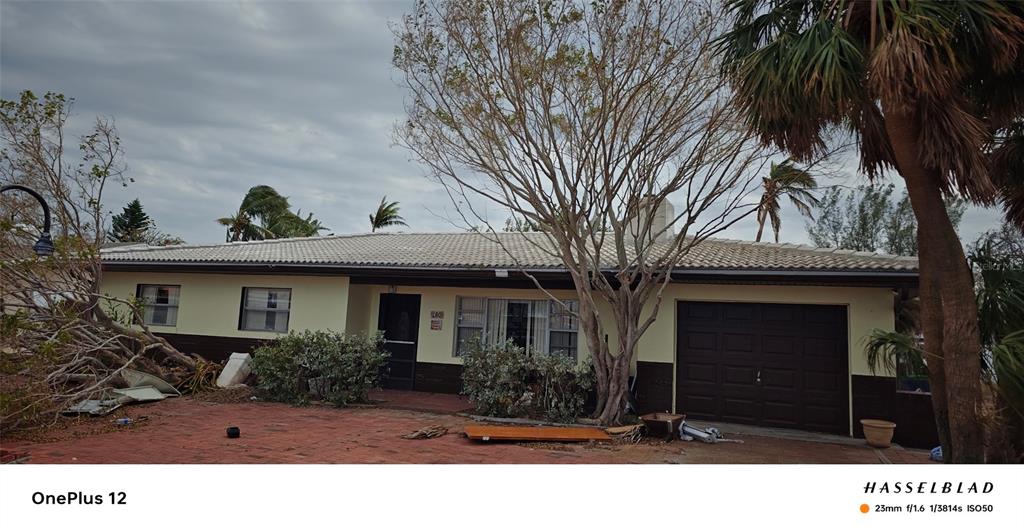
[454,297,578,359]
[136,284,180,326]
[239,287,291,332]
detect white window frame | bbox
[452,296,578,358]
[547,300,579,359]
[454,296,486,357]
[239,287,292,333]
[136,284,180,327]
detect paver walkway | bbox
[1,397,932,464]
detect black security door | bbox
[377,294,421,390]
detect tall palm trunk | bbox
[885,107,985,463]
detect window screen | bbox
[137,284,180,326]
[240,287,291,332]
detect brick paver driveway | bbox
[1,397,931,464]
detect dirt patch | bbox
[0,397,934,464]
[3,405,153,444]
[191,386,256,404]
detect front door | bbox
[377,293,421,390]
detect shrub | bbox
[251,330,388,406]
[461,339,594,422]
[532,352,594,423]
[461,340,533,418]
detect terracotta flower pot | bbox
[860,419,896,448]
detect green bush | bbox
[533,352,594,423]
[251,330,389,406]
[461,340,533,418]
[461,339,593,422]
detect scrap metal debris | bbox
[62,396,125,417]
[120,368,180,396]
[402,425,449,440]
[679,421,744,444]
[63,369,181,417]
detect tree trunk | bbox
[884,106,985,463]
[917,246,952,457]
[596,355,631,425]
[755,213,766,242]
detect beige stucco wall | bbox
[359,281,893,434]
[101,272,350,340]
[345,283,373,337]
[355,282,894,377]
[360,285,588,365]
[639,283,895,377]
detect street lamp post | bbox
[0,184,54,256]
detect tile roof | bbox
[100,232,918,274]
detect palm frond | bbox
[370,196,408,232]
[864,329,925,376]
[992,331,1024,419]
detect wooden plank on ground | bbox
[463,424,611,442]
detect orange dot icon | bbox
[860,504,870,513]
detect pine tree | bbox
[108,199,152,242]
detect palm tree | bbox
[369,196,407,232]
[717,0,1024,463]
[239,185,291,224]
[270,210,328,238]
[754,159,818,243]
[865,240,1024,462]
[217,186,327,241]
[216,209,273,242]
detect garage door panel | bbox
[805,406,846,432]
[679,393,717,417]
[760,367,797,388]
[722,365,755,386]
[723,304,756,321]
[676,301,849,435]
[763,401,801,426]
[685,302,717,320]
[723,333,755,353]
[679,362,716,383]
[804,370,844,391]
[722,397,759,419]
[805,337,842,356]
[806,306,844,323]
[684,331,717,353]
[762,335,797,355]
[762,305,797,323]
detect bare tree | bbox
[1,91,200,430]
[393,0,771,424]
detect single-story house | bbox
[100,227,938,447]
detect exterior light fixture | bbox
[1,184,54,257]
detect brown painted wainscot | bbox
[634,361,674,413]
[158,333,266,363]
[631,362,938,449]
[413,362,464,394]
[851,375,939,449]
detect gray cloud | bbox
[2,0,454,242]
[1,1,1003,247]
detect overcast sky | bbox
[1,0,1002,246]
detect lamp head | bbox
[32,232,54,257]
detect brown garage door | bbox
[675,301,849,434]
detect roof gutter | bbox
[102,260,917,276]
